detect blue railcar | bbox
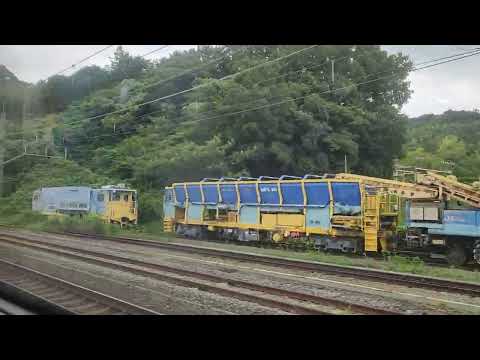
[162,176,381,254]
[32,185,138,226]
[405,200,480,265]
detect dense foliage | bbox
[2,45,418,221]
[400,110,480,182]
[55,45,413,186]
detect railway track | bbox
[0,232,403,315]
[40,230,480,298]
[0,258,161,315]
[0,295,36,315]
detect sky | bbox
[0,45,479,118]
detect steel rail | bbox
[40,231,480,298]
[0,258,161,315]
[0,233,402,315]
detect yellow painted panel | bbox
[277,214,304,227]
[305,227,330,235]
[227,211,237,223]
[261,214,277,227]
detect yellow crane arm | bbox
[335,173,438,199]
[417,172,480,208]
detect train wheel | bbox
[446,243,468,266]
[473,241,480,265]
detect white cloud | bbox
[382,45,480,117]
[0,45,196,83]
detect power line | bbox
[64,49,480,145]
[152,49,480,128]
[142,46,246,91]
[5,46,175,137]
[56,45,320,126]
[9,46,480,139]
[44,46,480,130]
[3,45,405,138]
[7,46,246,138]
[219,45,318,81]
[52,45,115,78]
[140,45,170,58]
[5,48,480,185]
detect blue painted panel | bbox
[163,203,175,218]
[187,204,203,221]
[305,207,330,229]
[239,206,259,224]
[331,182,361,206]
[202,184,219,204]
[443,210,477,226]
[38,187,92,213]
[239,184,257,204]
[332,182,361,215]
[220,184,237,204]
[304,183,329,206]
[174,185,186,204]
[91,190,106,215]
[409,209,480,238]
[259,183,279,204]
[187,184,202,203]
[429,225,480,238]
[164,189,174,203]
[280,183,304,205]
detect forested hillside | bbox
[0,45,425,221]
[400,110,480,182]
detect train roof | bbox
[37,186,92,192]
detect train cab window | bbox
[33,194,39,201]
[97,194,105,202]
[123,194,129,202]
[112,193,121,201]
[132,193,136,202]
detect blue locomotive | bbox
[32,185,138,226]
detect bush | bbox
[138,190,164,223]
[384,254,425,273]
[40,214,120,236]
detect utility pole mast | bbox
[331,59,335,85]
[0,103,6,196]
[344,154,348,173]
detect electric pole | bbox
[331,59,335,85]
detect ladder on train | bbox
[363,190,380,252]
[163,218,174,232]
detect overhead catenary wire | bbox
[176,49,480,126]
[4,47,480,185]
[140,45,170,58]
[55,45,320,126]
[6,46,247,138]
[51,45,115,78]
[23,45,480,138]
[1,44,422,138]
[8,46,480,140]
[63,48,480,144]
[5,45,176,138]
[141,46,247,91]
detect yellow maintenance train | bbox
[163,172,480,266]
